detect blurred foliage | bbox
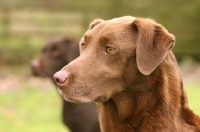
[0,0,200,66]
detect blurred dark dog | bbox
[31,36,100,132]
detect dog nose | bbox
[31,59,39,68]
[30,59,39,76]
[53,71,69,84]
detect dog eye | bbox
[80,38,85,48]
[81,42,85,47]
[51,45,58,51]
[106,46,116,54]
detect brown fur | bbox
[31,36,100,132]
[53,16,200,132]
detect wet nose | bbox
[30,59,39,76]
[53,71,69,84]
[31,59,39,68]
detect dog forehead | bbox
[49,36,64,43]
[103,16,136,31]
[86,16,137,38]
[108,16,136,23]
[47,37,64,47]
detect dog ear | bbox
[133,18,175,75]
[89,19,104,30]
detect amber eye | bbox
[106,46,116,54]
[80,38,85,48]
[81,42,85,47]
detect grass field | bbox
[0,66,200,132]
[0,80,69,132]
[185,82,200,115]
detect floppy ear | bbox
[88,18,104,30]
[133,18,175,75]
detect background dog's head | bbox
[54,16,175,103]
[31,36,79,77]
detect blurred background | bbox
[0,0,200,132]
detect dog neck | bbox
[97,53,197,132]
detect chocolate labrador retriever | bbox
[31,36,100,132]
[53,16,200,132]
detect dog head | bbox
[54,16,175,103]
[31,36,79,77]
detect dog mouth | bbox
[57,87,109,103]
[94,96,108,102]
[57,88,82,103]
[57,87,63,95]
[57,87,93,103]
[63,95,83,103]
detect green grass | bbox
[185,82,200,115]
[0,85,69,132]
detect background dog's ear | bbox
[133,18,175,75]
[88,19,104,30]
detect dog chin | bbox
[64,95,94,103]
[63,96,82,103]
[57,88,93,103]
